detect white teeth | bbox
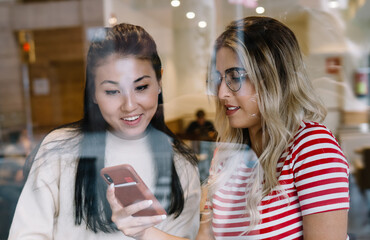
[227,107,239,110]
[123,115,140,121]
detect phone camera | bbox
[104,174,113,184]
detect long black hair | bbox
[25,23,197,233]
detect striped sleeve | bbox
[292,123,350,216]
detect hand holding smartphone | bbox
[100,164,167,217]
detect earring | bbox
[158,88,162,94]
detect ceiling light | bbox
[186,12,195,19]
[108,15,117,26]
[198,21,207,28]
[256,6,265,14]
[328,0,339,8]
[171,0,180,7]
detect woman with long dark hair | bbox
[9,23,200,240]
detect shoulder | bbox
[42,127,80,145]
[149,126,198,175]
[292,121,340,151]
[36,127,81,158]
[186,121,197,129]
[173,152,201,204]
[173,152,200,194]
[27,128,81,183]
[288,122,350,216]
[174,152,199,177]
[205,121,214,126]
[290,121,348,172]
[295,121,334,138]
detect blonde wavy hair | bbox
[206,16,327,232]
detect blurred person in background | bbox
[186,109,216,142]
[186,109,216,183]
[0,129,31,239]
[1,129,31,184]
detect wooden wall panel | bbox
[28,27,85,131]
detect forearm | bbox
[196,208,214,240]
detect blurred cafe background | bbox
[0,0,370,239]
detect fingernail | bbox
[161,215,167,219]
[109,183,114,189]
[147,200,153,206]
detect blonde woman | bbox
[197,16,349,240]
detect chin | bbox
[229,121,247,129]
[114,127,145,140]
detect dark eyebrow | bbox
[99,75,151,85]
[100,80,118,85]
[225,67,246,73]
[134,75,151,83]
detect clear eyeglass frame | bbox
[208,67,248,95]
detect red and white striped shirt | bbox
[209,121,350,239]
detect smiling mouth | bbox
[122,114,141,121]
[227,106,240,110]
[225,106,240,116]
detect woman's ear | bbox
[158,69,163,94]
[158,80,162,94]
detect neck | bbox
[108,125,152,140]
[249,126,263,157]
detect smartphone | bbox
[100,164,167,217]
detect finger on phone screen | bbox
[125,200,154,216]
[106,184,157,217]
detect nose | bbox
[120,90,137,112]
[218,78,231,100]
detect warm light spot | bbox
[256,6,265,14]
[171,0,180,7]
[186,12,195,19]
[22,42,30,52]
[198,21,207,28]
[328,0,339,8]
[108,14,117,26]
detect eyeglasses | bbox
[208,67,248,95]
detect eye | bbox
[135,84,149,92]
[229,70,247,82]
[105,90,120,95]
